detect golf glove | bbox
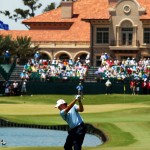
[75,95,81,100]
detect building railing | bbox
[110,40,140,46]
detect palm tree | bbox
[14,36,39,64]
[0,35,15,55]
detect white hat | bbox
[55,99,66,108]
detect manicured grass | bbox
[0,94,150,105]
[0,94,150,150]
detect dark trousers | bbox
[106,86,111,94]
[64,123,86,150]
[77,90,83,99]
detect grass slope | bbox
[0,94,150,150]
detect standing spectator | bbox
[34,51,40,62]
[9,83,15,96]
[4,50,10,64]
[21,79,27,96]
[146,80,150,94]
[135,79,140,95]
[13,81,19,95]
[76,82,84,99]
[104,53,109,60]
[130,79,136,95]
[3,80,10,96]
[141,79,147,94]
[105,79,112,95]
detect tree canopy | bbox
[0,0,58,22]
[0,34,38,64]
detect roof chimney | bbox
[61,0,73,19]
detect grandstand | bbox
[0,55,150,95]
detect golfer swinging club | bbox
[55,95,86,150]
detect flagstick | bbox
[124,84,126,103]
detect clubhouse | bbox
[0,0,150,66]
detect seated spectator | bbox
[40,72,46,82]
[20,70,29,80]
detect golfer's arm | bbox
[64,99,77,113]
[77,100,84,112]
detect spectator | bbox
[34,51,40,62]
[21,79,27,96]
[3,80,10,96]
[130,79,136,95]
[4,50,10,64]
[141,79,147,94]
[13,81,19,95]
[146,80,150,94]
[20,70,29,80]
[105,79,112,95]
[40,72,46,82]
[135,79,140,95]
[76,82,84,99]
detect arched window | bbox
[59,54,70,61]
[40,53,50,60]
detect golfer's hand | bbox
[75,95,81,101]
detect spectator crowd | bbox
[95,53,150,94]
[95,53,150,81]
[20,51,90,82]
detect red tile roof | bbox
[138,0,150,19]
[0,29,90,42]
[1,0,150,42]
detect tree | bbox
[0,0,59,22]
[42,3,55,13]
[13,36,39,64]
[0,0,42,22]
[0,35,15,55]
[0,34,39,64]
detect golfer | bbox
[55,95,86,150]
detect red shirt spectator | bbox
[142,80,147,88]
[130,80,135,88]
[147,81,150,89]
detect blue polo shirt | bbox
[60,104,83,129]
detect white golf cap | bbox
[55,99,66,108]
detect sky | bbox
[0,0,61,30]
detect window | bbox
[144,28,150,44]
[96,28,109,44]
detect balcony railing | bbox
[110,40,140,46]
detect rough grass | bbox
[0,94,150,150]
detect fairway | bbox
[0,94,150,150]
[0,103,149,115]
